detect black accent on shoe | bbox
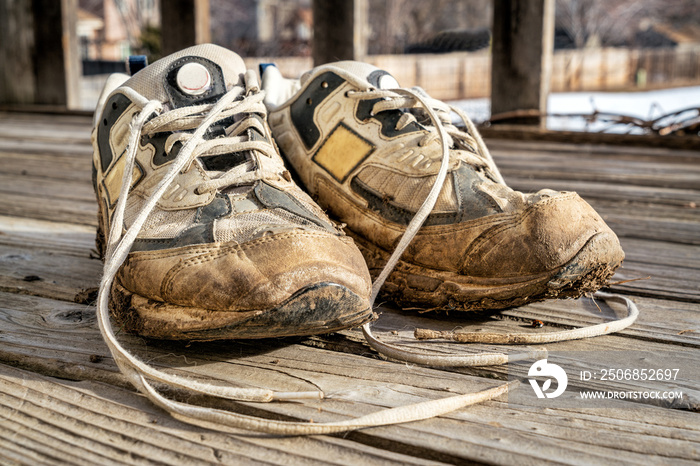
[290,71,346,149]
[195,193,233,223]
[145,133,181,167]
[366,69,392,88]
[97,93,133,172]
[247,114,270,142]
[350,176,457,226]
[355,98,423,139]
[199,151,248,171]
[452,162,503,222]
[130,194,232,252]
[164,56,227,109]
[130,223,214,252]
[254,182,336,232]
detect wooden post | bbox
[312,0,367,66]
[0,0,80,108]
[0,0,35,105]
[160,0,211,56]
[490,0,554,126]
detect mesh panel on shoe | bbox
[124,196,197,238]
[355,166,457,213]
[214,208,327,243]
[125,45,246,103]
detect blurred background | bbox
[4,0,700,134]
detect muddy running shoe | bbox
[91,45,372,340]
[261,62,624,312]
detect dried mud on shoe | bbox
[262,61,625,313]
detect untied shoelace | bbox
[343,85,638,365]
[96,72,638,434]
[96,73,517,434]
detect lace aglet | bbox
[507,348,548,363]
[271,391,324,401]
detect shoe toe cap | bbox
[118,231,372,312]
[461,192,624,277]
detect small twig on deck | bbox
[607,276,651,286]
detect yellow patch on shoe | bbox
[103,155,144,208]
[313,123,374,182]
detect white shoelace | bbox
[347,87,639,365]
[96,77,515,435]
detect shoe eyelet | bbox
[306,98,313,105]
[111,101,118,110]
[321,81,328,89]
[103,118,108,126]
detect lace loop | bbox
[97,75,515,434]
[97,87,316,404]
[353,85,639,367]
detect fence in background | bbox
[80,46,700,111]
[245,45,700,101]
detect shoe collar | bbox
[301,61,400,91]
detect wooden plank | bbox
[501,296,700,346]
[4,365,697,466]
[0,242,100,302]
[0,151,92,182]
[0,191,97,226]
[0,111,93,128]
[595,208,700,246]
[1,112,699,463]
[0,215,96,250]
[493,152,700,190]
[620,237,699,271]
[490,140,700,166]
[0,138,92,157]
[0,365,444,466]
[1,291,699,464]
[487,138,700,162]
[502,177,700,210]
[481,126,700,151]
[0,173,94,202]
[611,260,700,302]
[360,310,700,413]
[0,123,91,143]
[0,213,696,345]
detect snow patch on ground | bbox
[451,86,700,134]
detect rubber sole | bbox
[109,280,374,340]
[95,198,374,340]
[349,230,624,313]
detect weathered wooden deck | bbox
[0,111,698,465]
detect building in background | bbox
[210,0,311,56]
[79,0,158,61]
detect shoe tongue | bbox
[302,61,400,90]
[124,44,247,109]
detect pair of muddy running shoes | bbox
[92,44,624,343]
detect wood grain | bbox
[1,111,699,464]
